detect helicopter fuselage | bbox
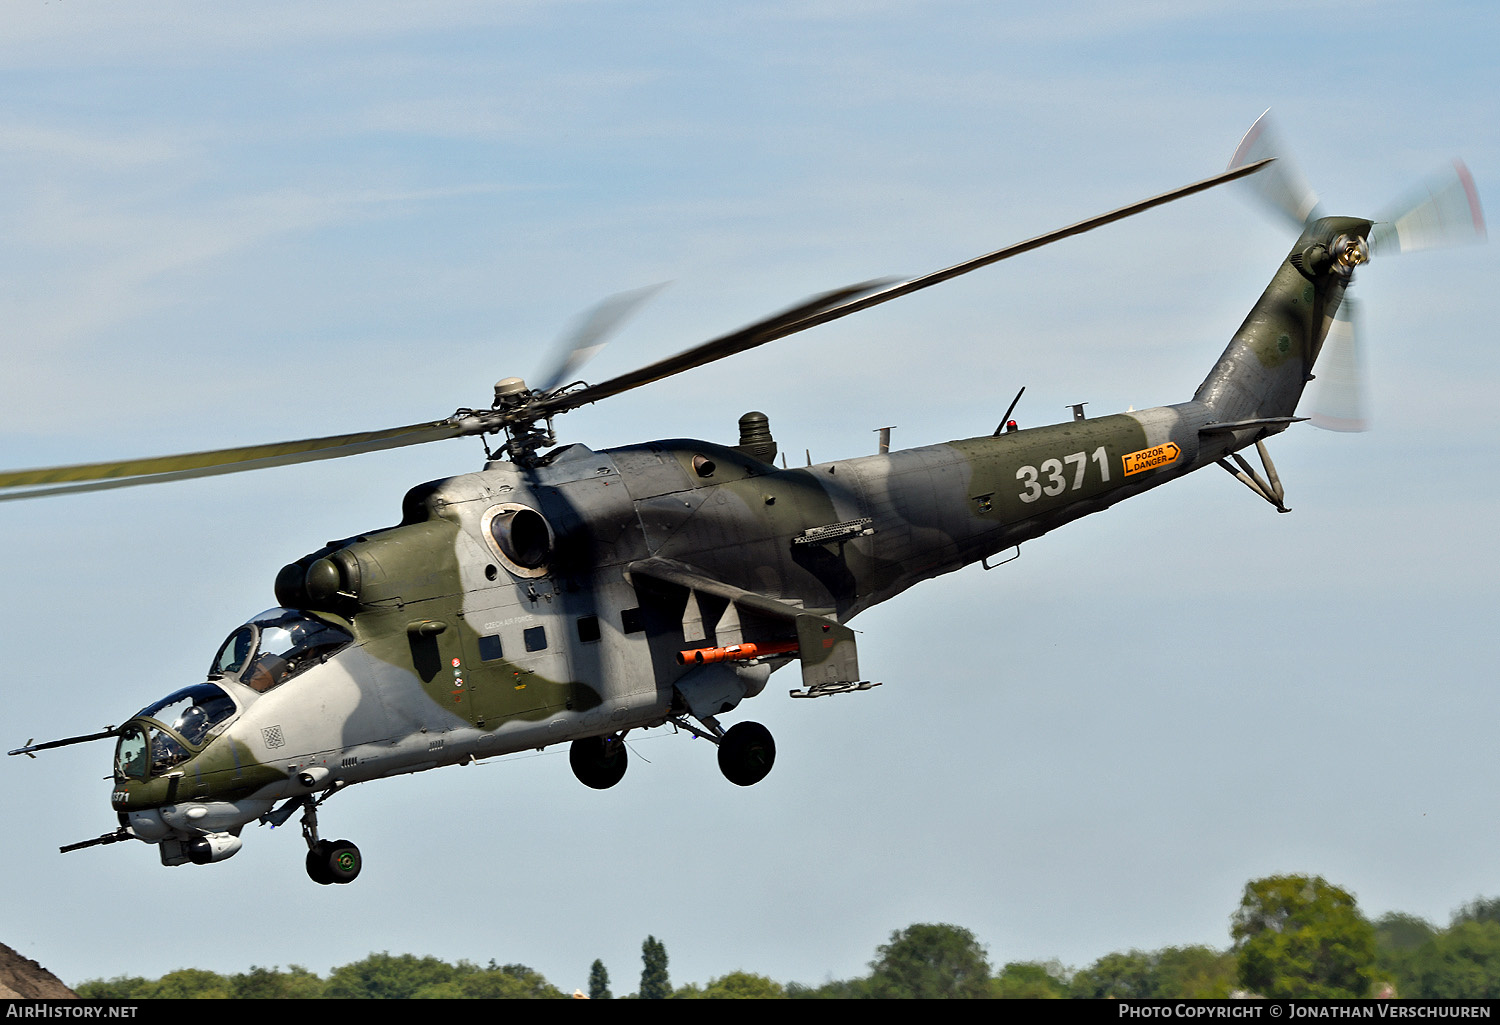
[112,399,1246,851]
[83,213,1374,876]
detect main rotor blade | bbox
[780,159,1275,332]
[533,282,670,395]
[544,159,1270,414]
[537,281,890,413]
[0,420,470,501]
[1,157,1270,497]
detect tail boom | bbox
[1195,216,1372,429]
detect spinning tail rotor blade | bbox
[1369,160,1487,256]
[1229,110,1323,229]
[1308,298,1369,433]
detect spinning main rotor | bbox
[0,160,1273,499]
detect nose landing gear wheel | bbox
[306,838,362,885]
[570,734,629,789]
[717,721,775,786]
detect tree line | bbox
[74,875,1500,998]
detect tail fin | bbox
[1194,216,1371,425]
[1202,113,1483,430]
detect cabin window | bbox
[524,626,547,652]
[478,634,504,662]
[621,608,644,634]
[577,615,600,643]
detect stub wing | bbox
[624,557,873,698]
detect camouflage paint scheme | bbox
[110,216,1367,866]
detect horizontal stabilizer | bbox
[1199,416,1307,434]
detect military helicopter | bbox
[4,115,1483,885]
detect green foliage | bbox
[993,960,1070,998]
[867,923,992,999]
[83,888,1500,1002]
[73,976,156,999]
[1157,946,1238,998]
[1365,898,1500,998]
[589,958,612,999]
[322,954,565,999]
[640,935,671,999]
[412,963,563,999]
[1231,875,1377,998]
[1372,911,1438,993]
[231,965,325,999]
[1070,949,1157,999]
[71,954,561,999]
[1376,911,1438,952]
[672,970,785,998]
[483,962,564,999]
[323,952,467,999]
[75,969,234,999]
[785,978,874,998]
[1070,946,1234,999]
[1453,898,1500,928]
[150,968,234,999]
[1405,920,1500,998]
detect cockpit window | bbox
[136,683,237,743]
[114,725,148,780]
[242,609,353,692]
[210,626,253,677]
[129,682,238,777]
[209,609,353,693]
[148,726,190,777]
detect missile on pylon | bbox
[675,640,799,666]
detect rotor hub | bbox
[493,377,531,408]
[1331,233,1369,275]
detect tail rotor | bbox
[1229,111,1485,434]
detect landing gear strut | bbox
[669,714,778,787]
[570,733,628,789]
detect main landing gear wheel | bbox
[570,734,628,789]
[306,838,361,885]
[717,721,775,787]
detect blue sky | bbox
[1,1,1497,992]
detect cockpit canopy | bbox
[210,608,353,693]
[115,682,238,780]
[113,609,354,781]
